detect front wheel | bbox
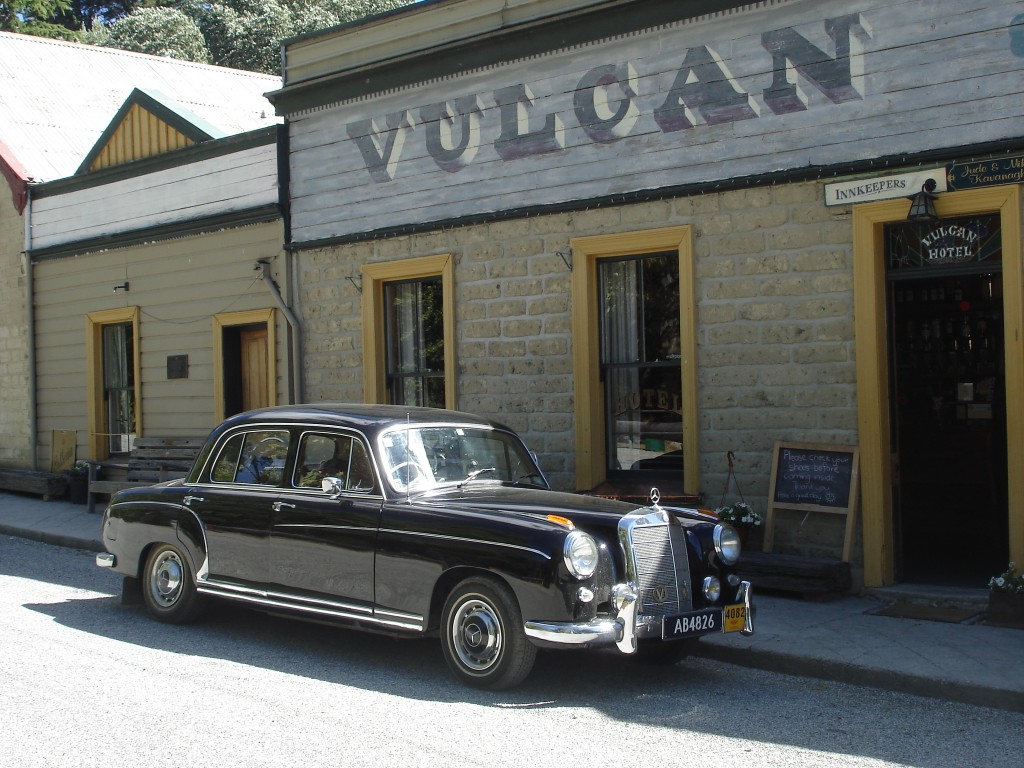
[440,576,536,690]
[142,543,206,624]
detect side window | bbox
[211,430,290,486]
[293,433,377,494]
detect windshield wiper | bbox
[459,466,496,487]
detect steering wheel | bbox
[390,461,427,487]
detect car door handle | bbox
[183,495,205,506]
[272,501,296,512]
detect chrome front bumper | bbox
[523,580,754,653]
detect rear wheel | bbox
[142,543,206,624]
[440,576,536,690]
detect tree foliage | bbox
[6,1,414,72]
[88,5,209,63]
[100,1,414,74]
[0,1,72,32]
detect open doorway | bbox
[222,324,269,417]
[213,309,277,423]
[887,216,1009,585]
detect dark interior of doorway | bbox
[890,272,1009,587]
[221,322,265,419]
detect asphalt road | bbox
[2,535,1022,768]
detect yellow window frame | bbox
[570,226,698,492]
[85,306,142,460]
[361,254,456,408]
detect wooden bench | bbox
[737,551,852,597]
[87,437,204,514]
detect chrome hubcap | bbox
[150,551,183,607]
[451,597,502,673]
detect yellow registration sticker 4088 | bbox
[723,604,747,633]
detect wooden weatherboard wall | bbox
[30,129,278,255]
[284,0,1024,245]
[765,441,860,562]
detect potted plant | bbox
[987,562,1024,629]
[66,460,90,505]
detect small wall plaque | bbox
[167,355,189,379]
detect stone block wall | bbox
[298,179,859,551]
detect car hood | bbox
[410,485,711,529]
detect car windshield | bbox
[378,425,546,493]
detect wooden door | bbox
[239,327,269,412]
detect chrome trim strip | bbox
[378,528,552,560]
[264,588,373,616]
[524,618,622,645]
[272,523,371,533]
[196,580,424,631]
[96,552,116,568]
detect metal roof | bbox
[0,31,281,183]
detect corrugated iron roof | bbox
[0,31,281,183]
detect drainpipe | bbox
[23,192,38,470]
[255,258,303,403]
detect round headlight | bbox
[714,523,741,565]
[563,531,599,580]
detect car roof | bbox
[216,403,508,435]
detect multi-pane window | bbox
[384,277,445,408]
[597,252,683,479]
[102,322,135,455]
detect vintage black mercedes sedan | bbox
[97,404,754,689]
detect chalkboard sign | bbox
[771,444,856,510]
[765,441,860,562]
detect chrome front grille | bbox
[619,510,694,619]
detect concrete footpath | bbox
[1,490,1021,713]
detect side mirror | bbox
[321,476,344,498]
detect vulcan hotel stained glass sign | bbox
[886,216,1001,274]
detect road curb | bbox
[0,523,102,553]
[691,643,1024,714]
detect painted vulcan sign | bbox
[286,0,1020,244]
[346,14,869,182]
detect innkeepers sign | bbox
[346,14,871,182]
[824,169,947,207]
[824,154,1024,208]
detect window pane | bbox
[385,277,445,408]
[293,433,377,493]
[214,430,289,486]
[102,322,135,454]
[598,253,682,477]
